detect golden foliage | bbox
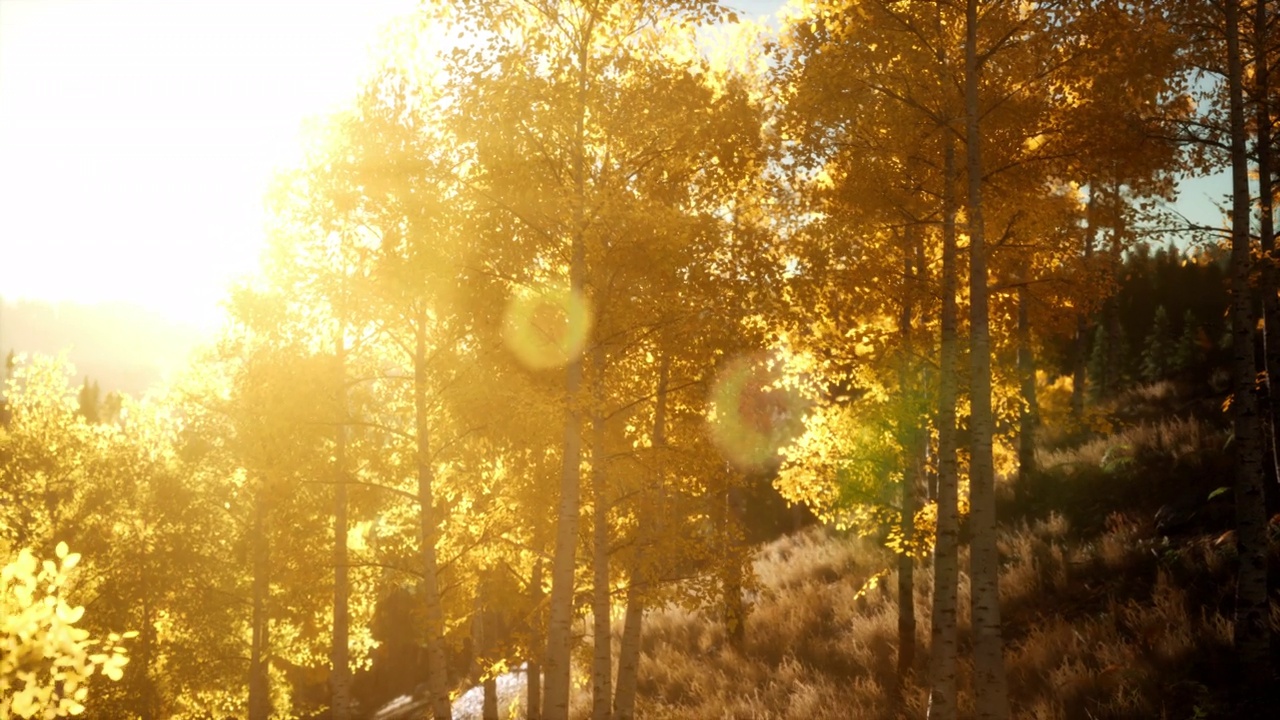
[1,544,133,719]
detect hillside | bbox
[584,383,1279,719]
[0,298,205,397]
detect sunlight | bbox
[502,286,593,370]
[708,352,806,471]
[0,0,420,333]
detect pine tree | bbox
[1088,325,1110,401]
[77,378,101,424]
[1141,305,1173,383]
[1171,310,1201,377]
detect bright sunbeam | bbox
[0,0,419,333]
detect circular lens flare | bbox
[708,354,806,471]
[502,286,592,370]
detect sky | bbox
[0,0,1232,336]
[0,0,419,331]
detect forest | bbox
[2,1,1279,719]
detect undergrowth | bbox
[592,382,1280,719]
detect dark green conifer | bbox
[1141,305,1173,382]
[1172,309,1201,376]
[1088,325,1109,401]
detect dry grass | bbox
[566,384,1276,719]
[597,529,913,720]
[615,513,1274,719]
[1021,412,1231,537]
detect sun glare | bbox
[0,0,419,333]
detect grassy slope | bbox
[612,382,1280,719]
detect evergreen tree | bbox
[1141,305,1173,383]
[77,378,101,424]
[102,391,123,425]
[1088,325,1110,400]
[1171,309,1201,377]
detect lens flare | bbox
[502,286,592,370]
[708,354,806,471]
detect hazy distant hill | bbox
[0,298,206,397]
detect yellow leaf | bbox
[55,603,84,625]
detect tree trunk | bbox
[927,124,960,720]
[528,557,544,720]
[1104,186,1126,394]
[139,568,155,720]
[1254,0,1280,496]
[544,26,593,720]
[484,676,499,720]
[613,584,643,720]
[590,347,612,720]
[1226,0,1274,711]
[1017,284,1038,504]
[718,471,746,651]
[416,306,452,720]
[896,222,922,697]
[249,490,270,720]
[475,583,500,720]
[1071,188,1097,418]
[614,355,667,720]
[332,327,351,720]
[965,2,1011,717]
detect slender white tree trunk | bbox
[415,306,452,720]
[1226,0,1273,711]
[965,2,1010,716]
[896,222,923,699]
[927,128,960,720]
[591,347,612,720]
[249,489,271,720]
[527,557,544,720]
[544,26,593,720]
[1016,285,1038,504]
[331,327,351,720]
[1252,0,1280,487]
[613,355,667,720]
[1070,188,1096,417]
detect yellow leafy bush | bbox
[1,543,133,719]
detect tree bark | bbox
[896,222,922,696]
[1071,188,1097,418]
[1253,0,1280,494]
[1016,284,1038,503]
[719,472,746,651]
[543,22,593,720]
[612,584,644,720]
[964,2,1011,717]
[139,565,155,720]
[927,123,960,720]
[613,355,667,720]
[1226,0,1274,711]
[249,489,270,720]
[1103,184,1126,394]
[475,583,500,720]
[416,306,452,720]
[484,676,499,720]
[528,557,544,720]
[331,327,351,720]
[590,347,612,720]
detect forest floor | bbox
[582,381,1280,719]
